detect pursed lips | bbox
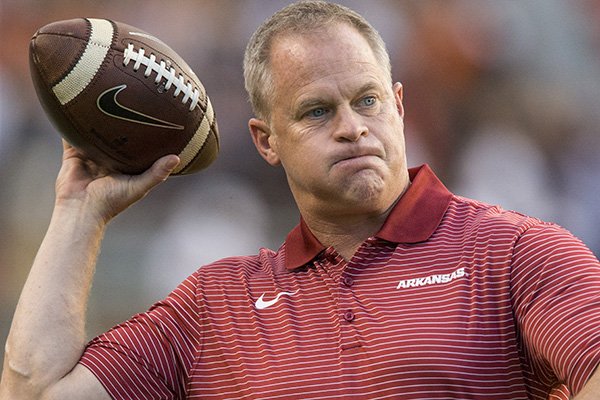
[333,147,384,166]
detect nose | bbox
[332,105,368,142]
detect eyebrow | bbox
[356,81,381,93]
[294,98,328,118]
[292,80,385,119]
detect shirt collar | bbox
[283,164,453,270]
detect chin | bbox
[344,173,387,204]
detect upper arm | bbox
[44,364,111,400]
[75,272,202,399]
[511,223,600,394]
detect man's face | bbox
[253,23,408,217]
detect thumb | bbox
[153,155,181,180]
[132,155,180,194]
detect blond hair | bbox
[243,0,391,121]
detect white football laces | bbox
[123,43,200,111]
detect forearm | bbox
[1,203,106,397]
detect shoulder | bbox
[191,246,285,285]
[442,194,543,240]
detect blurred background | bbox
[1,0,599,368]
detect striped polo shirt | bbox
[79,164,600,399]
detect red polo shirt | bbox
[79,165,600,399]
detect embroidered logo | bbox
[255,290,299,310]
[396,267,467,289]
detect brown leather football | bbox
[29,18,219,175]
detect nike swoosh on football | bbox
[97,84,184,129]
[255,290,299,310]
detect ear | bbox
[248,118,281,166]
[393,82,404,118]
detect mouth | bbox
[332,152,382,169]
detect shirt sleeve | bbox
[78,271,201,400]
[511,223,600,395]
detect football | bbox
[29,18,219,175]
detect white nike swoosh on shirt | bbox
[255,290,299,310]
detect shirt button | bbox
[343,276,354,287]
[344,310,355,322]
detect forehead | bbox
[268,23,384,96]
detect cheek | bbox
[277,138,307,170]
[283,141,325,180]
[379,115,406,159]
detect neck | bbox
[301,193,403,261]
[306,218,383,260]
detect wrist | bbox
[51,198,109,234]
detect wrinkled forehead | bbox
[266,25,390,115]
[269,23,380,81]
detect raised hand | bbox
[55,140,180,224]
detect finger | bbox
[153,155,181,180]
[61,140,85,161]
[129,155,180,194]
[62,139,72,151]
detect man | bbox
[2,1,600,399]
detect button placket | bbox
[339,273,360,350]
[340,273,356,325]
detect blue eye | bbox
[308,107,327,118]
[361,96,376,106]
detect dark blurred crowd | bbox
[1,0,599,368]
